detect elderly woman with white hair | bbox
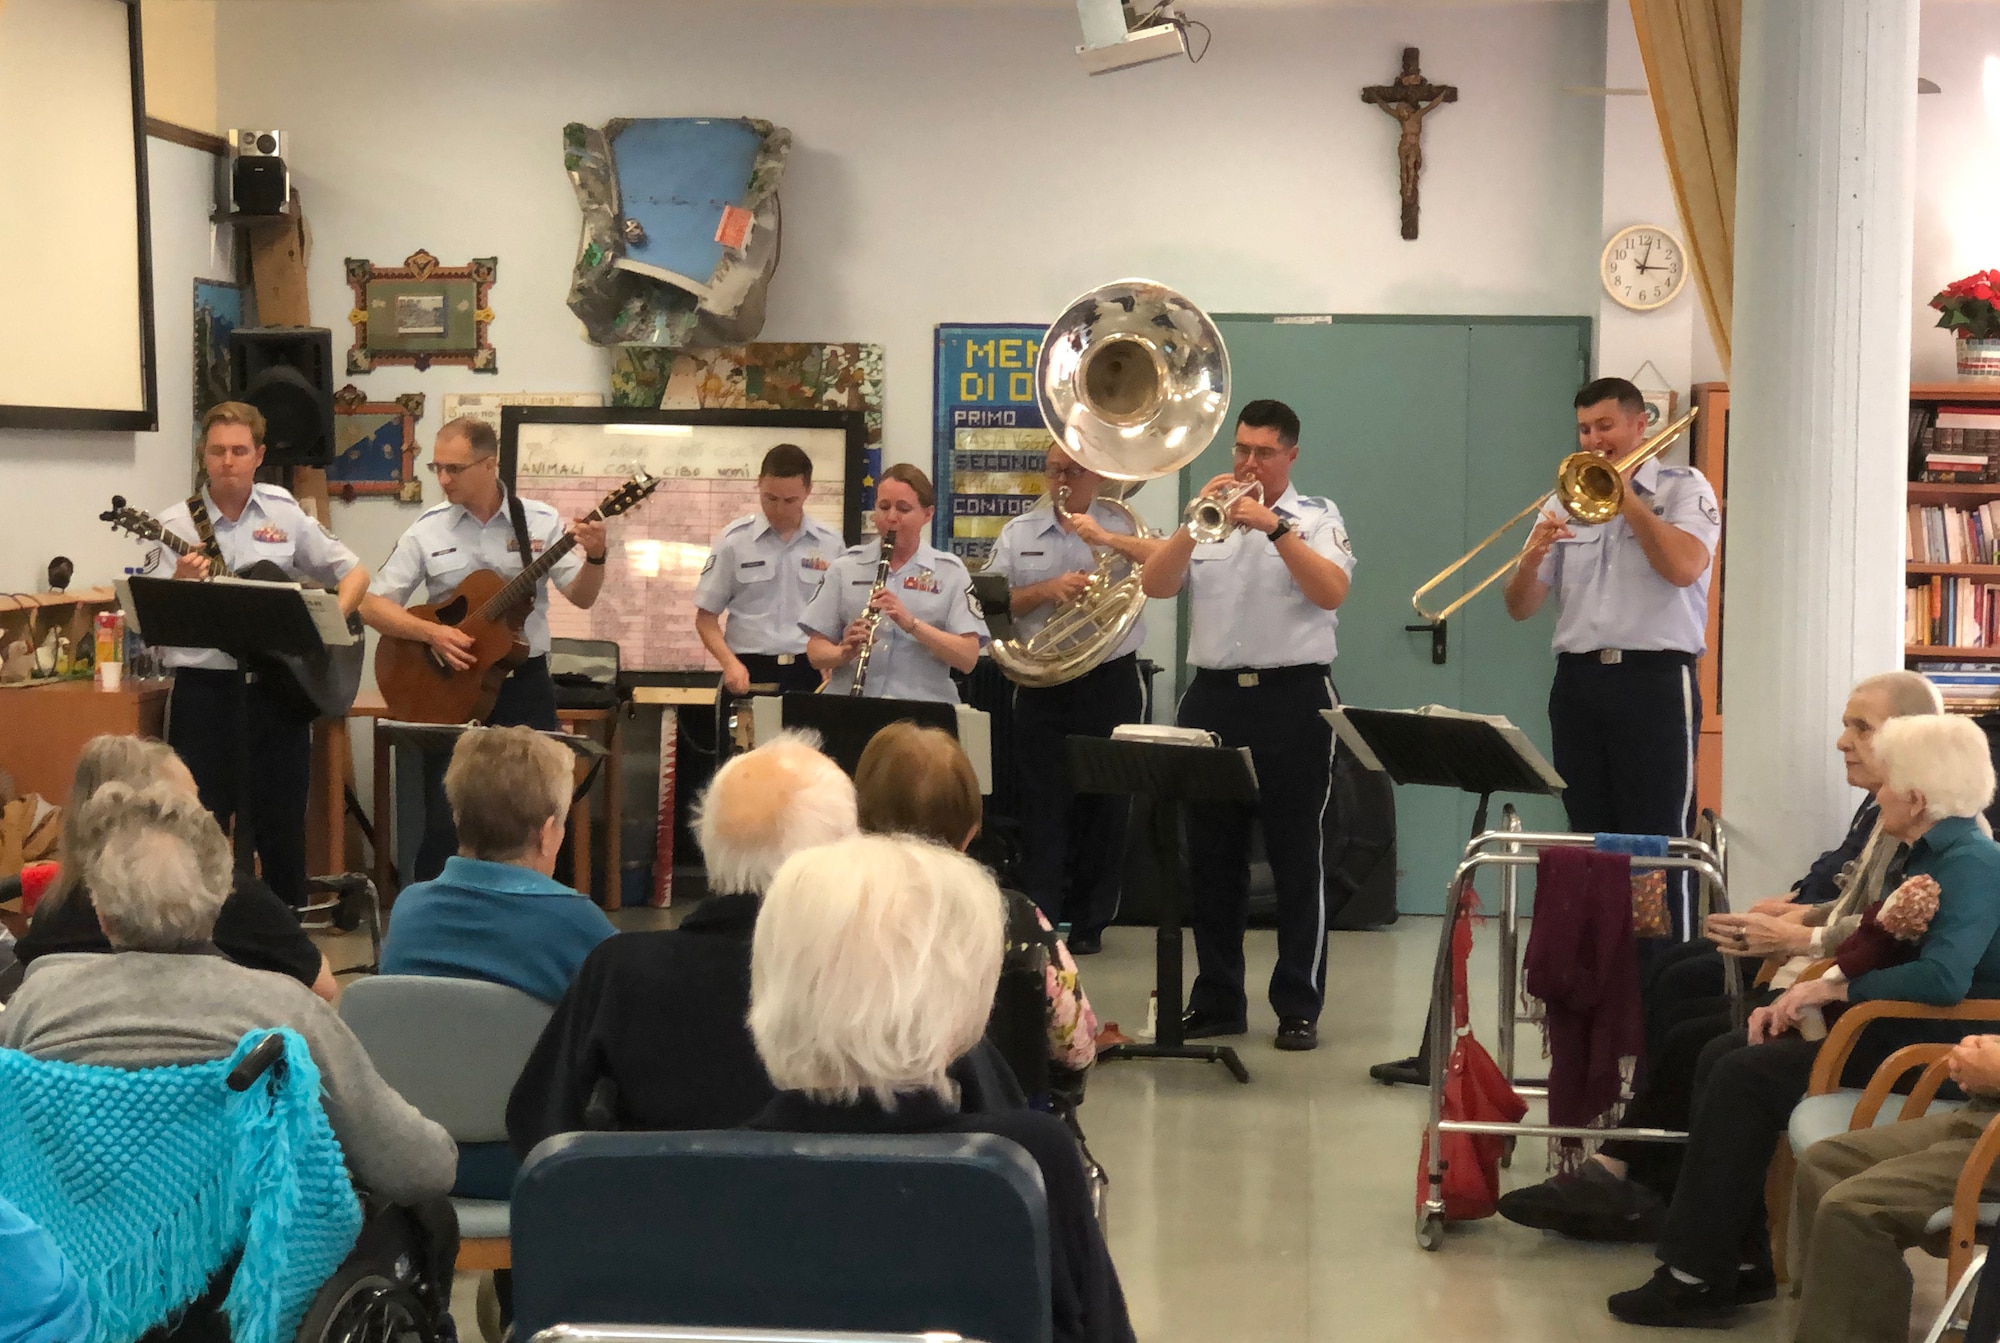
[1609,712,2000,1329]
[0,782,456,1205]
[746,833,1135,1343]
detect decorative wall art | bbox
[327,384,425,502]
[609,342,881,522]
[192,279,244,473]
[932,323,1054,567]
[564,117,790,348]
[345,249,496,373]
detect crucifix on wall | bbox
[1361,47,1458,241]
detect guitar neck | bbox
[476,516,592,621]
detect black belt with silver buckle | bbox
[1194,663,1326,689]
[1558,649,1698,668]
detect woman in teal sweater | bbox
[1609,712,2000,1329]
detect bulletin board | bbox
[500,406,865,674]
[932,323,1054,568]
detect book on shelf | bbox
[1907,502,2000,564]
[1906,576,2000,648]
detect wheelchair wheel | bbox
[295,1271,437,1343]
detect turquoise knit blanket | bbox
[0,1029,363,1343]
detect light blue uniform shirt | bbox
[799,536,987,702]
[1533,459,1720,655]
[983,498,1147,663]
[1186,485,1355,670]
[147,483,361,672]
[692,511,844,655]
[370,487,585,658]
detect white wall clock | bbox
[1601,224,1687,312]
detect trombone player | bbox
[1503,376,1720,941]
[985,442,1161,954]
[1143,399,1355,1052]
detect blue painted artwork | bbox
[329,412,403,485]
[193,279,243,433]
[610,118,763,293]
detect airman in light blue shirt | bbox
[800,465,986,703]
[148,483,362,672]
[984,493,1149,663]
[370,486,584,659]
[1524,457,1720,655]
[1178,486,1355,670]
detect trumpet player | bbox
[801,463,984,701]
[1502,377,1719,942]
[986,443,1162,954]
[1142,399,1355,1052]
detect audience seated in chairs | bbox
[853,720,1099,1102]
[745,831,1135,1343]
[0,1192,91,1343]
[1604,712,2000,1327]
[1501,671,1940,1239]
[7,733,334,1003]
[0,781,458,1340]
[1792,1029,2000,1343]
[380,724,615,1003]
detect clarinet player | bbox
[800,463,986,701]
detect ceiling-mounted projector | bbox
[1076,0,1191,76]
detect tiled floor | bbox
[327,911,1954,1342]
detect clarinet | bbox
[849,527,896,697]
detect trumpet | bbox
[849,527,896,697]
[1410,406,1700,624]
[1185,478,1264,544]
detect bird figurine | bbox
[46,556,72,593]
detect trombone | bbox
[1410,407,1701,625]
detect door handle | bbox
[1404,620,1447,666]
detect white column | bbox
[1721,0,1918,901]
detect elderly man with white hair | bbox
[1608,712,2000,1329]
[746,832,1135,1343]
[0,781,457,1204]
[506,730,860,1149]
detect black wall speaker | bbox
[231,158,289,216]
[230,326,334,468]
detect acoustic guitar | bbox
[374,473,660,725]
[99,497,366,721]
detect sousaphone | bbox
[987,279,1231,688]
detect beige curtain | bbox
[1630,0,1741,373]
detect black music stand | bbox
[778,694,958,778]
[124,576,334,880]
[1066,734,1259,1084]
[1326,707,1565,1088]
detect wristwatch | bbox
[586,552,607,566]
[1267,519,1293,543]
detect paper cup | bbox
[97,661,123,691]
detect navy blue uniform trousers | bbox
[169,668,313,908]
[1012,652,1144,935]
[1179,665,1337,1024]
[1548,651,1702,938]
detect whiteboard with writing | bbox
[505,412,860,674]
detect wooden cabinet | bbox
[0,678,170,804]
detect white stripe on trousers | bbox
[1308,676,1338,990]
[1677,664,1697,937]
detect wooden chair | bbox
[1770,987,2000,1282]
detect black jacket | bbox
[750,1089,1135,1343]
[507,894,1024,1158]
[15,873,320,986]
[1790,799,1880,905]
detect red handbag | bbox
[1417,885,1529,1222]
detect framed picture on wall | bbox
[192,279,244,466]
[327,384,425,502]
[345,249,497,373]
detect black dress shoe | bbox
[1180,1008,1248,1039]
[1275,1018,1318,1051]
[1607,1265,1737,1329]
[1065,929,1102,956]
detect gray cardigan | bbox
[0,951,456,1204]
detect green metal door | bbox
[1179,316,1587,915]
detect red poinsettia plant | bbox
[1933,270,2000,340]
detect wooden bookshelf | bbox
[1908,383,2000,692]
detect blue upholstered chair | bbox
[510,1130,1052,1343]
[337,974,553,1273]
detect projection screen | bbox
[0,0,157,429]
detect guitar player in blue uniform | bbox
[149,401,370,909]
[362,415,607,883]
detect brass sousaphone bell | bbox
[987,279,1232,688]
